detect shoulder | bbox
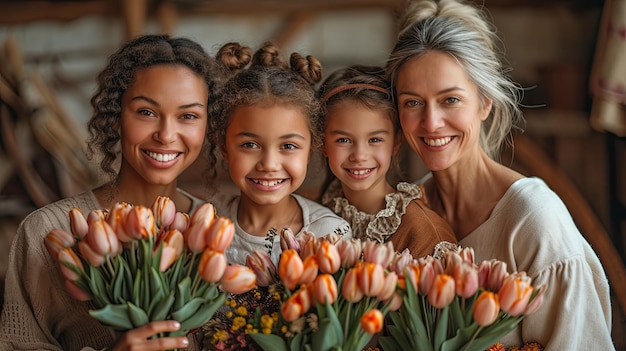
[18,191,99,235]
[206,190,240,218]
[293,194,351,237]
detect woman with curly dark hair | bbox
[0,34,224,351]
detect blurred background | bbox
[0,0,625,345]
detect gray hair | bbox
[385,0,524,159]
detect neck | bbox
[237,195,302,236]
[341,180,394,215]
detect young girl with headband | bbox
[318,65,456,258]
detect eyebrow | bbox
[397,86,466,96]
[130,96,205,109]
[328,129,392,136]
[235,131,308,140]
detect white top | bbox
[456,177,613,350]
[210,192,351,266]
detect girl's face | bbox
[222,104,312,206]
[119,64,208,187]
[323,99,399,194]
[395,51,491,172]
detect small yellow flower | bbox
[262,328,272,334]
[226,311,233,318]
[236,306,248,316]
[229,299,237,308]
[232,316,246,331]
[280,325,288,334]
[211,330,228,344]
[260,314,274,329]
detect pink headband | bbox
[320,83,389,104]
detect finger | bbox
[144,335,190,350]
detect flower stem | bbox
[461,325,484,351]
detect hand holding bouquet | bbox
[44,197,256,338]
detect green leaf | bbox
[88,265,111,307]
[132,267,142,307]
[433,305,449,351]
[378,335,401,351]
[249,333,289,351]
[175,276,192,310]
[111,261,127,304]
[176,292,227,334]
[171,297,205,322]
[127,301,150,327]
[440,323,479,351]
[450,297,465,331]
[89,304,133,331]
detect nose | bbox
[421,106,445,133]
[153,118,176,144]
[348,142,368,163]
[257,149,281,172]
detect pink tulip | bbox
[86,215,120,257]
[403,263,421,295]
[524,284,547,315]
[171,212,190,233]
[68,208,88,239]
[206,216,235,252]
[417,257,441,296]
[498,272,533,317]
[385,291,403,311]
[63,279,90,301]
[184,203,216,253]
[44,229,76,260]
[378,271,398,301]
[359,262,385,297]
[313,274,338,304]
[316,240,340,274]
[198,249,227,283]
[458,246,475,265]
[444,250,462,276]
[473,291,500,326]
[336,238,362,268]
[428,274,455,309]
[158,229,184,272]
[246,250,277,287]
[360,309,384,334]
[57,248,84,281]
[78,240,106,267]
[322,233,343,244]
[390,248,414,275]
[297,231,318,259]
[485,259,509,292]
[280,228,300,253]
[454,262,479,298]
[278,249,303,290]
[220,264,257,294]
[362,240,395,268]
[342,265,364,303]
[299,255,319,285]
[151,196,176,229]
[281,285,311,322]
[106,202,133,243]
[125,206,155,239]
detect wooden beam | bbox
[0,1,114,25]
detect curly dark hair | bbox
[86,34,225,180]
[208,41,323,184]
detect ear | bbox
[480,97,493,121]
[220,146,229,162]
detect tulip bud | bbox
[78,240,106,267]
[390,248,414,275]
[69,208,88,239]
[278,249,303,291]
[498,272,533,317]
[206,216,235,252]
[106,202,133,243]
[385,291,403,311]
[403,263,421,295]
[524,284,547,315]
[342,265,364,303]
[280,228,300,253]
[428,274,455,309]
[125,206,155,239]
[281,285,311,322]
[336,238,361,268]
[86,215,120,257]
[473,291,500,326]
[184,203,215,253]
[152,196,177,229]
[57,248,84,281]
[313,274,338,304]
[220,264,257,294]
[360,309,384,334]
[171,212,190,233]
[458,246,475,265]
[44,229,76,260]
[359,262,385,297]
[362,240,395,268]
[297,231,317,259]
[198,249,227,283]
[378,271,398,301]
[322,233,342,244]
[158,229,184,272]
[63,279,91,301]
[299,255,319,285]
[444,250,463,276]
[454,262,479,298]
[316,240,340,274]
[246,250,277,287]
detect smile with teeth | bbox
[348,168,373,175]
[423,136,453,147]
[251,179,286,187]
[145,151,179,162]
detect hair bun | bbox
[216,42,253,71]
[290,52,323,86]
[251,41,287,68]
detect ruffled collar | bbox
[321,180,425,243]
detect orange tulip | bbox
[278,249,303,290]
[359,262,384,297]
[473,291,500,326]
[297,231,318,259]
[206,216,235,252]
[69,208,88,239]
[184,202,215,253]
[198,249,227,283]
[219,264,257,295]
[158,229,184,272]
[299,255,319,285]
[151,196,176,229]
[342,266,364,303]
[313,274,338,304]
[428,274,455,309]
[281,285,311,322]
[44,228,75,260]
[125,206,155,239]
[360,309,384,334]
[316,240,340,274]
[86,215,120,257]
[403,263,421,295]
[498,272,533,316]
[106,202,133,243]
[57,247,84,281]
[378,271,398,301]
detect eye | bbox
[335,137,351,144]
[403,99,422,108]
[139,109,155,117]
[281,143,299,150]
[241,141,259,149]
[444,97,460,104]
[181,113,199,120]
[369,137,383,143]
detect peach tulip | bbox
[360,309,384,334]
[278,249,303,290]
[473,291,500,326]
[158,229,184,272]
[403,263,421,295]
[44,228,76,260]
[171,212,190,233]
[524,284,547,315]
[336,238,361,268]
[184,203,215,253]
[219,264,257,295]
[68,208,88,239]
[64,279,91,301]
[362,240,395,268]
[316,240,340,274]
[454,262,479,298]
[359,262,385,297]
[313,274,338,304]
[378,271,398,301]
[86,215,120,257]
[299,255,319,285]
[281,285,311,322]
[106,202,133,243]
[297,231,318,259]
[78,240,106,267]
[458,246,475,265]
[385,291,403,311]
[246,250,277,287]
[342,266,364,303]
[418,257,441,296]
[125,206,155,239]
[206,216,235,252]
[498,272,534,317]
[198,249,227,283]
[57,247,84,281]
[428,274,455,309]
[390,248,414,275]
[151,196,176,229]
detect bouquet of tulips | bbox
[239,229,401,351]
[44,197,257,337]
[379,247,546,351]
